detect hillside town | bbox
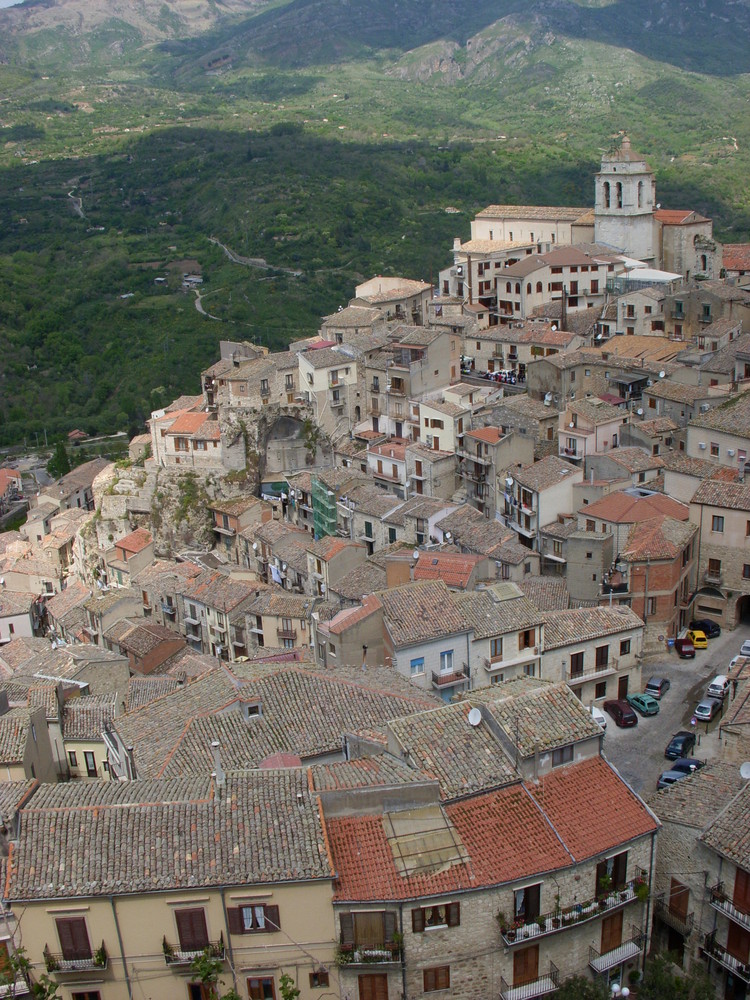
[2,137,750,1000]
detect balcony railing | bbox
[561,446,579,458]
[432,669,468,689]
[703,569,724,586]
[710,882,750,932]
[335,941,402,966]
[589,926,644,974]
[163,935,225,967]
[500,962,559,1000]
[500,881,641,947]
[161,602,177,616]
[703,930,750,982]
[277,627,298,642]
[654,895,694,937]
[602,581,629,595]
[44,942,108,974]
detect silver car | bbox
[694,697,721,722]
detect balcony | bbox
[589,926,644,974]
[500,881,642,947]
[163,935,225,967]
[500,962,559,1000]
[432,669,468,689]
[654,895,694,938]
[44,942,108,974]
[456,448,491,465]
[602,581,629,596]
[710,882,750,932]
[367,405,381,416]
[329,393,345,408]
[560,446,579,458]
[161,602,177,616]
[335,941,402,967]
[703,930,750,983]
[569,657,619,685]
[277,627,298,642]
[213,523,236,537]
[671,309,685,320]
[703,569,724,587]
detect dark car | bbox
[657,770,689,790]
[689,618,721,638]
[665,731,697,760]
[645,676,671,700]
[673,637,696,659]
[603,699,638,728]
[670,757,704,775]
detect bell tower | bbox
[594,136,656,262]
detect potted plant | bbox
[93,943,107,968]
[536,916,546,932]
[635,880,649,903]
[496,911,510,934]
[552,895,562,928]
[162,937,174,962]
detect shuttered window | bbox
[228,904,280,935]
[411,902,460,932]
[56,917,91,961]
[339,912,396,947]
[175,909,209,951]
[423,967,450,992]
[358,974,388,1000]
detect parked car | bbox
[626,693,660,717]
[694,697,722,722]
[665,731,697,760]
[603,699,638,728]
[674,637,696,658]
[686,629,708,650]
[645,676,671,700]
[741,640,750,657]
[657,770,690,790]
[590,705,607,731]
[689,618,721,638]
[670,757,705,776]
[707,674,730,701]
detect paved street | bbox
[602,622,750,796]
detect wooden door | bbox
[513,945,539,987]
[358,974,388,1000]
[618,675,629,699]
[601,911,623,954]
[669,879,689,920]
[733,868,750,915]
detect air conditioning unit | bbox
[483,657,491,669]
[699,403,710,413]
[728,449,736,457]
[699,442,707,450]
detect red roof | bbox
[413,552,483,588]
[581,490,688,524]
[466,427,503,444]
[527,756,658,861]
[0,470,21,494]
[259,753,303,769]
[654,209,699,225]
[115,528,153,555]
[167,411,210,435]
[723,244,750,273]
[306,340,337,350]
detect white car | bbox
[741,641,750,657]
[591,705,607,731]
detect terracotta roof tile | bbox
[544,606,644,650]
[622,515,697,561]
[518,576,571,611]
[581,489,688,523]
[115,528,152,554]
[376,580,468,647]
[692,479,750,512]
[412,552,483,588]
[648,761,743,830]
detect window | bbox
[84,751,97,778]
[519,629,535,650]
[646,597,657,616]
[711,443,720,458]
[620,639,631,656]
[743,565,750,580]
[439,650,454,673]
[490,637,503,661]
[56,917,91,961]
[595,645,609,670]
[247,978,276,1000]
[596,851,627,894]
[68,751,78,767]
[388,527,397,543]
[708,558,722,578]
[423,967,450,992]
[309,971,330,989]
[410,657,425,677]
[228,904,280,934]
[523,663,536,678]
[552,745,574,767]
[260,379,269,396]
[514,884,540,923]
[412,902,460,931]
[570,652,584,679]
[189,985,214,1000]
[595,681,607,699]
[586,519,595,532]
[712,517,724,534]
[364,521,373,539]
[72,994,101,1000]
[175,908,209,952]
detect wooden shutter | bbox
[383,911,396,944]
[669,879,689,921]
[513,945,539,987]
[525,884,541,922]
[612,852,627,890]
[423,967,450,992]
[595,860,608,896]
[264,904,280,932]
[227,908,244,935]
[358,974,388,1000]
[734,868,750,914]
[600,911,623,954]
[411,908,425,933]
[727,921,750,965]
[446,902,460,927]
[175,908,208,951]
[340,913,355,945]
[56,917,91,960]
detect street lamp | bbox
[611,985,630,998]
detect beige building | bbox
[686,389,750,469]
[690,479,750,628]
[558,398,629,465]
[353,275,433,325]
[298,345,360,438]
[62,693,117,780]
[504,456,584,550]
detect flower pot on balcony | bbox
[552,917,561,929]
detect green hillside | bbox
[0,0,749,447]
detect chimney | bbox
[211,741,226,788]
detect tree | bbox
[0,946,60,1000]
[47,441,70,478]
[556,976,608,1000]
[279,974,300,1000]
[637,954,715,1000]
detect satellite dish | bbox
[637,408,644,416]
[569,422,575,429]
[551,324,557,332]
[659,370,666,379]
[444,531,452,540]
[468,707,482,727]
[413,550,420,561]
[741,762,750,781]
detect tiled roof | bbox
[126,675,183,712]
[649,762,744,830]
[181,572,255,612]
[689,388,750,435]
[360,279,432,302]
[247,590,312,619]
[581,489,688,523]
[300,346,354,370]
[723,244,750,272]
[527,756,658,861]
[635,417,679,436]
[603,447,664,473]
[476,205,588,221]
[62,694,117,741]
[82,588,140,614]
[329,560,388,601]
[134,558,203,590]
[0,592,33,617]
[208,496,261,517]
[27,685,59,721]
[518,576,571,611]
[569,398,625,426]
[466,426,504,444]
[701,782,750,867]
[307,536,362,561]
[112,620,184,658]
[692,480,750,511]
[544,606,644,650]
[476,682,600,756]
[46,580,92,623]
[514,456,580,493]
[322,305,382,327]
[309,755,423,792]
[622,515,696,561]
[347,484,403,518]
[8,772,332,899]
[498,394,556,420]
[387,701,518,800]
[322,595,382,636]
[0,709,31,764]
[115,527,152,554]
[376,580,468,647]
[0,637,54,673]
[495,538,534,565]
[644,380,715,404]
[382,496,451,526]
[0,780,36,826]
[393,324,442,347]
[454,588,542,639]
[412,552,483,589]
[433,507,512,558]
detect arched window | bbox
[506,282,512,293]
[536,282,543,294]
[354,405,361,422]
[526,283,532,295]
[616,182,623,209]
[515,283,521,294]
[637,181,643,208]
[603,181,611,209]
[701,254,707,272]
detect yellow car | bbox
[686,629,708,649]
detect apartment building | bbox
[504,456,584,550]
[690,480,750,628]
